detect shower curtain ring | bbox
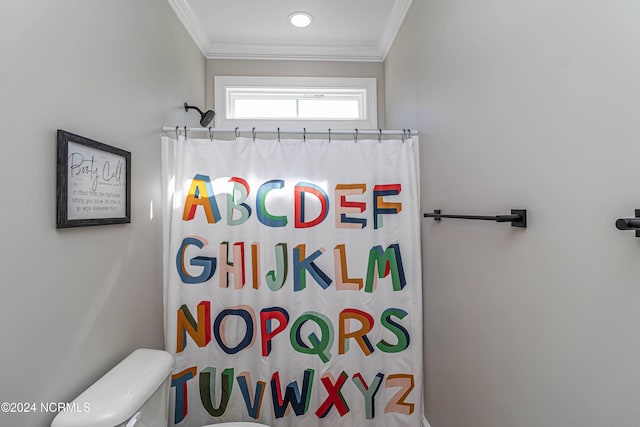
[303,128,306,142]
[354,129,358,143]
[406,129,411,143]
[209,127,213,141]
[175,125,179,141]
[378,129,382,143]
[277,127,280,142]
[184,126,187,139]
[235,127,239,139]
[328,128,331,143]
[252,127,256,141]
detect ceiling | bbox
[167,0,413,62]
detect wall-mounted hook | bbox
[616,209,640,237]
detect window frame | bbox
[214,76,378,129]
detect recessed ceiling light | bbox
[289,12,313,28]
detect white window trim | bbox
[214,76,377,129]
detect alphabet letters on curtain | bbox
[161,135,423,427]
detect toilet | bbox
[51,348,270,427]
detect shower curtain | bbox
[161,134,422,427]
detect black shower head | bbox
[200,110,215,127]
[184,102,215,127]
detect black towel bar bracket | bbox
[423,209,527,228]
[615,209,640,237]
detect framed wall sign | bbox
[56,130,131,228]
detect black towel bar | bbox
[423,209,527,228]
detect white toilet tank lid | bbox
[51,348,174,427]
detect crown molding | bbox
[166,0,209,56]
[168,0,411,62]
[380,0,414,60]
[205,42,384,62]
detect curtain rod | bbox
[161,127,418,136]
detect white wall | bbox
[385,1,640,426]
[206,59,386,128]
[0,2,204,426]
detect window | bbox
[214,76,377,129]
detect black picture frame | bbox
[56,130,131,228]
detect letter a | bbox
[183,174,221,223]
